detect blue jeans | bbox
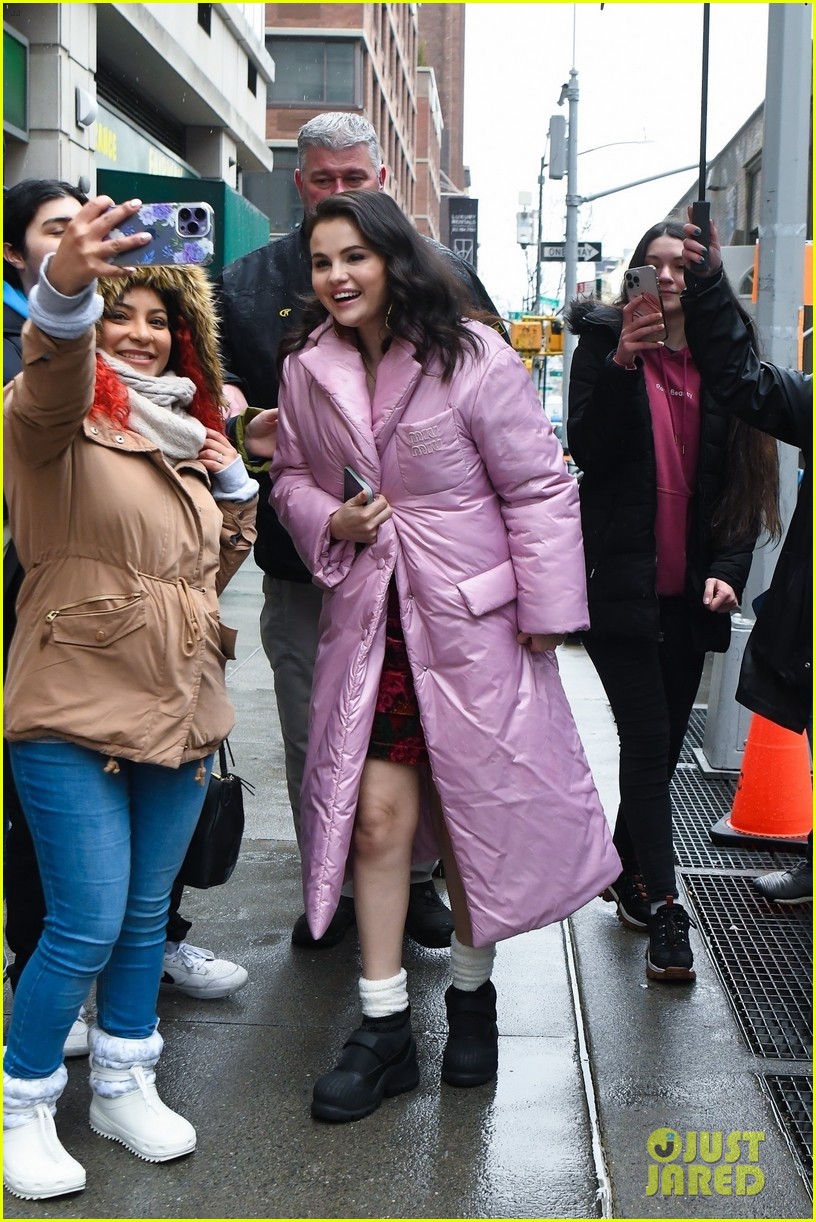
[4,740,211,1080]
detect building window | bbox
[3,27,29,139]
[243,149,302,237]
[197,5,212,35]
[266,38,359,106]
[247,62,257,96]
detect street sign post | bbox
[539,241,603,262]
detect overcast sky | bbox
[463,2,771,315]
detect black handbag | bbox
[180,741,253,889]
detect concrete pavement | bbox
[4,559,811,1219]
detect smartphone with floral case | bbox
[106,202,214,267]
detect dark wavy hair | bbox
[278,190,498,380]
[614,220,782,545]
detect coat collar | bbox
[81,416,211,484]
[298,321,425,454]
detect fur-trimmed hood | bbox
[564,297,622,338]
[96,265,223,406]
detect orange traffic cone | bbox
[710,714,812,851]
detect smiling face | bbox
[295,144,385,215]
[99,286,173,379]
[310,217,388,347]
[644,235,686,320]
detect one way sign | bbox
[539,241,603,262]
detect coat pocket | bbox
[45,593,146,648]
[219,622,238,660]
[457,559,517,617]
[394,409,469,495]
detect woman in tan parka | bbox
[2,197,257,1201]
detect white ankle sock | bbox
[359,968,408,1018]
[450,933,496,991]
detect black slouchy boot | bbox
[441,980,498,1087]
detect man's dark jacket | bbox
[565,299,755,653]
[682,268,812,733]
[4,299,25,645]
[4,300,24,383]
[215,226,503,581]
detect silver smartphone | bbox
[623,265,668,342]
[106,202,215,267]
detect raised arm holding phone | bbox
[3,196,257,1200]
[682,211,812,904]
[566,219,780,983]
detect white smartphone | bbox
[343,465,374,504]
[107,202,215,267]
[623,265,668,342]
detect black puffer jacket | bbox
[215,226,504,582]
[565,300,755,650]
[682,268,812,732]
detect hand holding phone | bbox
[106,202,214,267]
[623,266,668,343]
[343,465,374,505]
[44,196,149,297]
[332,466,389,546]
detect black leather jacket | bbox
[566,299,755,652]
[682,268,812,732]
[215,226,504,581]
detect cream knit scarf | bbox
[99,352,206,462]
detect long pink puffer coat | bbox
[271,319,620,945]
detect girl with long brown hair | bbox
[566,219,780,983]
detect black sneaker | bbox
[291,896,356,949]
[751,859,812,905]
[404,880,454,948]
[645,896,696,982]
[602,870,650,931]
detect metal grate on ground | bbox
[671,769,802,872]
[680,705,710,763]
[760,1073,813,1197]
[681,872,812,1061]
[673,708,804,873]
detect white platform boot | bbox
[3,1064,86,1199]
[88,1026,196,1162]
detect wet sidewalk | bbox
[4,560,812,1219]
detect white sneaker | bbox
[3,1105,86,1199]
[63,1005,93,1059]
[160,941,248,1000]
[89,1064,195,1162]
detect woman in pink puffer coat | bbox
[270,190,619,1124]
